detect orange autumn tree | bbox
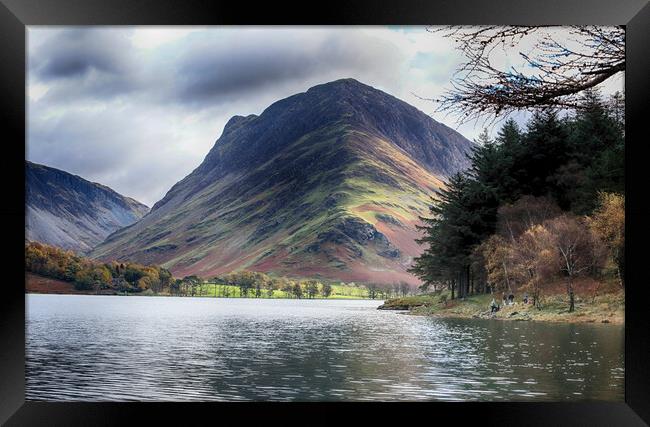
[510,224,557,309]
[588,192,625,287]
[479,196,563,298]
[478,234,515,295]
[544,214,607,312]
[478,196,611,312]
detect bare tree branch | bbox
[429,26,625,123]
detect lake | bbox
[25,294,624,401]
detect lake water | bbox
[25,294,624,401]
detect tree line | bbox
[188,271,417,300]
[410,89,624,312]
[25,241,173,293]
[25,241,418,299]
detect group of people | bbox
[490,292,532,314]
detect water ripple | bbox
[26,295,624,401]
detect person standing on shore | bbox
[490,298,499,314]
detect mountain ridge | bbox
[26,161,150,253]
[92,79,474,284]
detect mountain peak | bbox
[303,78,390,103]
[306,77,371,91]
[220,78,471,173]
[92,80,474,284]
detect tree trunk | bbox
[458,268,465,299]
[502,261,511,293]
[616,252,624,288]
[532,281,541,310]
[459,270,466,299]
[469,267,474,295]
[458,270,464,299]
[567,278,575,312]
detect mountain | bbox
[91,79,474,284]
[26,161,150,253]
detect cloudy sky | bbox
[27,26,624,207]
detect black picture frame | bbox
[2,0,649,425]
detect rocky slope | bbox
[26,161,149,253]
[91,79,474,284]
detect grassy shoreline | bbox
[378,289,624,325]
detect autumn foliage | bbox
[588,192,625,287]
[25,241,172,292]
[478,197,609,311]
[411,91,624,312]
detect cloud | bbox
[29,27,410,110]
[169,28,406,107]
[27,27,423,206]
[29,28,144,103]
[26,98,222,206]
[28,26,622,207]
[33,29,133,80]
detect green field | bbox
[165,282,380,300]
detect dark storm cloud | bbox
[172,30,404,106]
[30,28,404,109]
[32,28,134,80]
[29,28,144,103]
[176,50,316,101]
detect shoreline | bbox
[404,309,623,325]
[378,291,625,325]
[24,291,380,301]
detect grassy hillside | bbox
[91,79,473,285]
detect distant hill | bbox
[91,79,474,284]
[26,161,149,253]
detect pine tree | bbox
[519,110,570,200]
[411,94,624,300]
[493,119,524,203]
[549,90,624,214]
[411,173,496,298]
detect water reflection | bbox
[25,295,624,401]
